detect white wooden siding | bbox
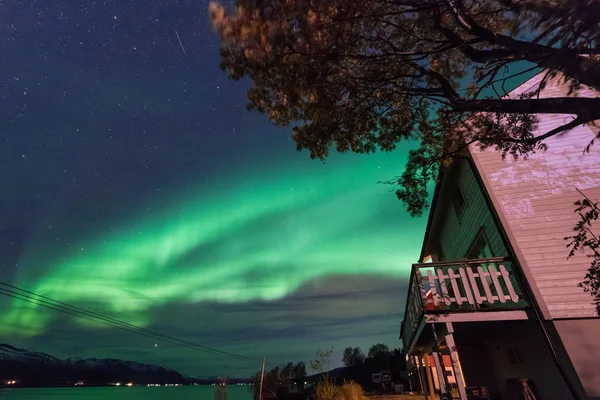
[470,74,600,319]
[554,318,600,397]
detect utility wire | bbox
[0,287,249,360]
[0,281,264,364]
[0,285,258,362]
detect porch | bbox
[405,320,574,400]
[400,257,529,400]
[399,258,574,399]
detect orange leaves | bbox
[208,0,600,218]
[208,2,226,33]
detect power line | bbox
[0,286,253,361]
[0,281,263,364]
[0,284,259,362]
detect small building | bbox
[399,72,600,400]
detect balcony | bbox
[401,257,529,351]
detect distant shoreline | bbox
[1,383,250,390]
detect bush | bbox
[314,379,365,400]
[337,381,365,400]
[315,377,338,400]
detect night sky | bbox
[0,0,425,376]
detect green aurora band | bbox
[2,150,425,336]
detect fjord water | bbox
[0,385,253,399]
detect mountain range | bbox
[0,343,198,387]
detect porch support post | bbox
[423,354,437,399]
[445,333,468,400]
[431,351,448,397]
[414,355,428,400]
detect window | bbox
[466,230,498,305]
[466,230,493,260]
[451,185,465,219]
[507,347,524,365]
[435,242,445,262]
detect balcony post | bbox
[445,328,468,400]
[423,353,437,399]
[431,324,452,398]
[431,350,449,398]
[414,354,429,400]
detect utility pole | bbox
[259,357,266,400]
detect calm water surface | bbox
[0,386,253,399]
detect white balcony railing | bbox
[401,257,529,350]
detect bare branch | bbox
[453,97,600,117]
[516,116,593,144]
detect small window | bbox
[452,185,465,219]
[507,347,524,365]
[466,230,498,303]
[435,242,445,262]
[467,230,493,260]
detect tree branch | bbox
[516,116,593,144]
[412,64,460,100]
[453,97,600,117]
[444,0,600,92]
[435,21,520,63]
[332,3,443,21]
[474,65,541,100]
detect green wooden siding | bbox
[436,159,507,261]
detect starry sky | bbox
[0,0,426,376]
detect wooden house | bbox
[399,72,600,400]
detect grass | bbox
[315,379,368,400]
[313,379,426,400]
[315,378,339,400]
[368,395,426,400]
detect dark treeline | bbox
[248,344,408,400]
[248,361,308,400]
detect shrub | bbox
[315,377,338,400]
[338,380,365,400]
[314,379,365,400]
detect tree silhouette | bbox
[293,361,307,389]
[248,361,309,398]
[342,347,366,367]
[367,343,392,367]
[368,343,390,359]
[310,347,334,375]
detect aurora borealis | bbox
[0,0,425,376]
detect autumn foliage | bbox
[209,0,600,215]
[209,0,600,307]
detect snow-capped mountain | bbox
[0,344,64,365]
[66,357,176,373]
[0,343,187,387]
